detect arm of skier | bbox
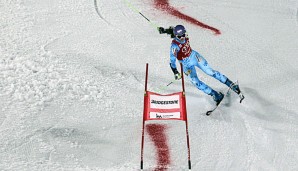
[169,44,181,80]
[158,26,175,38]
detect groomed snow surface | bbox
[1,0,298,170]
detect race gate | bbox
[140,63,191,170]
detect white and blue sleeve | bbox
[169,43,179,69]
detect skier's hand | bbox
[174,73,181,80]
[158,27,165,34]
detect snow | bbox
[1,0,298,170]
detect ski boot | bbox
[210,90,224,105]
[225,79,245,103]
[225,79,241,94]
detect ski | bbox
[239,92,245,103]
[206,81,245,116]
[206,86,232,116]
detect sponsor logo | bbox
[156,114,162,118]
[181,40,191,53]
[151,100,178,105]
[150,94,180,109]
[195,54,202,62]
[172,48,178,56]
[155,113,175,119]
[185,69,191,76]
[150,112,181,119]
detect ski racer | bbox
[158,25,242,104]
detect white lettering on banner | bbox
[149,112,181,119]
[150,95,180,109]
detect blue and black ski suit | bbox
[169,36,228,96]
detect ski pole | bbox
[154,80,176,93]
[122,0,159,29]
[166,81,174,86]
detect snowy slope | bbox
[1,0,298,170]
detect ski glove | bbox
[158,26,175,38]
[158,27,165,34]
[170,63,181,80]
[174,73,182,80]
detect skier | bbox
[158,25,242,105]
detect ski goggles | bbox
[176,34,186,39]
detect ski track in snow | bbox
[297,8,298,24]
[93,0,111,25]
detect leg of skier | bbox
[183,65,224,104]
[194,52,241,94]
